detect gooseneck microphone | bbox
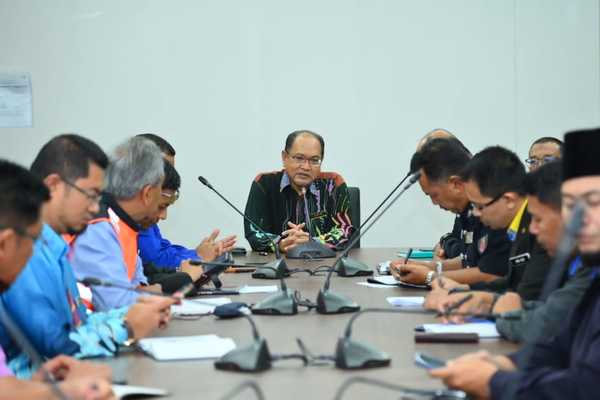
[198,176,300,315]
[316,171,422,314]
[197,176,289,279]
[214,307,273,373]
[0,302,70,400]
[333,376,467,400]
[336,171,412,277]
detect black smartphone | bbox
[414,352,447,369]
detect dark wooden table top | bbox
[109,248,519,399]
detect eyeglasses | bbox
[161,190,180,204]
[471,193,504,212]
[61,177,103,204]
[286,152,322,167]
[525,156,558,167]
[0,224,41,242]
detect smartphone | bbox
[414,352,447,369]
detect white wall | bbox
[1,0,599,249]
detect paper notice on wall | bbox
[0,73,32,127]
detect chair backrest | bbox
[347,186,361,249]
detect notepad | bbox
[418,322,500,338]
[367,275,429,289]
[112,384,168,399]
[387,296,425,309]
[138,335,236,361]
[171,297,231,317]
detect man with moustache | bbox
[0,135,173,377]
[392,138,511,286]
[436,162,593,342]
[244,130,354,253]
[430,128,600,399]
[400,147,551,303]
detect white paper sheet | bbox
[138,335,236,361]
[0,73,32,127]
[112,384,168,399]
[419,322,500,338]
[238,285,278,294]
[386,296,425,309]
[171,297,230,316]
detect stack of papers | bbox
[138,335,236,361]
[387,296,425,309]
[171,297,231,317]
[418,322,500,338]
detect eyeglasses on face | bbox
[61,176,103,203]
[471,192,504,212]
[525,155,558,167]
[286,152,322,167]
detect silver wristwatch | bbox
[425,270,435,287]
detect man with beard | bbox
[430,128,600,399]
[0,135,172,378]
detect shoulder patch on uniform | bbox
[478,234,488,254]
[318,171,345,187]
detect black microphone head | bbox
[80,277,103,286]
[408,170,421,183]
[197,176,213,189]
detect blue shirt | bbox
[0,224,129,378]
[70,218,148,311]
[138,224,200,269]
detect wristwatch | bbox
[435,261,443,276]
[122,318,136,346]
[425,270,435,287]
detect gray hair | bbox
[105,137,164,200]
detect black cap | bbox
[563,128,600,181]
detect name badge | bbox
[509,252,531,267]
[464,231,474,244]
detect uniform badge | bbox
[478,235,488,254]
[464,231,474,244]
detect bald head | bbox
[416,128,457,151]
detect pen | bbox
[438,293,473,317]
[404,248,413,264]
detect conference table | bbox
[113,248,519,399]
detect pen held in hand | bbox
[438,293,474,318]
[404,248,413,265]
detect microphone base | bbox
[251,258,290,280]
[335,257,373,277]
[334,337,391,370]
[214,337,272,373]
[316,289,360,314]
[251,288,299,316]
[286,240,336,259]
